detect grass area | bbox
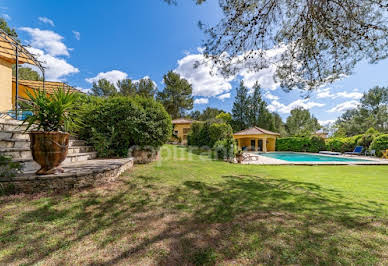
[1,145,388,265]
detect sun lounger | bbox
[319,151,341,155]
[242,153,260,161]
[344,146,363,155]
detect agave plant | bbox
[22,87,80,132]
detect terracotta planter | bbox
[29,131,70,175]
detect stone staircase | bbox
[0,117,97,173]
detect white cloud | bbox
[328,100,359,113]
[217,93,231,101]
[175,46,287,97]
[316,87,363,100]
[26,47,79,81]
[264,91,279,100]
[234,46,286,91]
[175,52,233,97]
[268,99,325,114]
[194,98,209,104]
[72,30,80,40]
[1,14,11,20]
[318,119,335,126]
[19,27,69,56]
[86,70,128,86]
[336,91,363,99]
[38,17,55,27]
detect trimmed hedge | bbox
[276,136,326,153]
[370,134,388,157]
[78,96,171,158]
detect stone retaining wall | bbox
[0,158,134,194]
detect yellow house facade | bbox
[172,118,194,144]
[233,127,280,152]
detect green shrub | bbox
[357,128,381,149]
[188,121,233,148]
[326,135,363,152]
[276,136,325,153]
[208,123,233,148]
[0,155,22,178]
[213,138,237,161]
[370,134,388,157]
[78,96,171,158]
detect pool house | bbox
[233,127,280,152]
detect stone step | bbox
[0,122,29,132]
[0,146,95,160]
[0,138,30,148]
[0,131,30,140]
[0,138,87,148]
[14,152,98,172]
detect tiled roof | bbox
[12,77,83,95]
[234,126,280,136]
[172,118,195,124]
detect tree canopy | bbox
[286,107,321,136]
[12,66,43,81]
[156,71,194,119]
[166,0,388,91]
[0,18,18,38]
[335,86,388,136]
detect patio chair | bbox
[364,149,376,156]
[344,146,363,156]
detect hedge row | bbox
[276,136,326,153]
[277,133,388,157]
[370,135,388,156]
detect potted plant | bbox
[236,150,244,164]
[22,88,79,175]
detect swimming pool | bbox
[258,152,369,162]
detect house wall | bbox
[0,58,13,112]
[173,123,192,144]
[234,134,277,152]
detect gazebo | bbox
[0,29,45,118]
[233,127,280,152]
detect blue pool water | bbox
[258,152,369,162]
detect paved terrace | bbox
[241,152,388,165]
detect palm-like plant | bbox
[22,87,80,132]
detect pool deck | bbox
[242,152,388,165]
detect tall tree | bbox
[167,0,388,91]
[247,82,273,129]
[335,86,388,135]
[286,107,321,136]
[117,79,137,96]
[12,66,43,81]
[90,79,117,97]
[136,78,157,98]
[156,71,193,118]
[232,81,249,131]
[272,113,287,137]
[0,18,18,38]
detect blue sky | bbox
[2,0,388,125]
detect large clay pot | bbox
[29,131,69,175]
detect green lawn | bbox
[1,145,388,265]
